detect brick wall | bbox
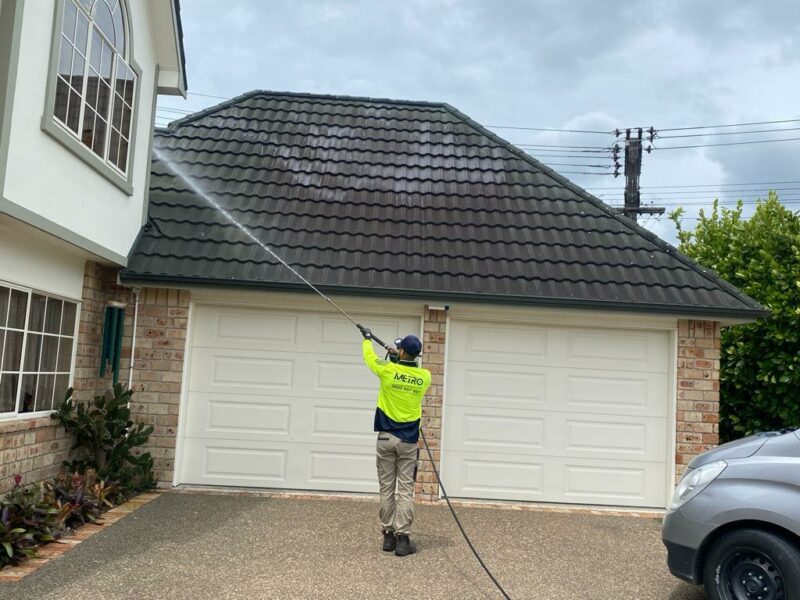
[416,308,447,502]
[675,319,721,479]
[69,262,189,488]
[0,417,72,494]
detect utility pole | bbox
[618,128,664,223]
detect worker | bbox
[358,325,431,557]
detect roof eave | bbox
[117,272,770,322]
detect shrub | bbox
[52,384,156,499]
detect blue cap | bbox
[396,334,422,357]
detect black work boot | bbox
[382,530,396,552]
[394,534,417,556]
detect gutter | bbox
[116,272,771,322]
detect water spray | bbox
[153,148,512,600]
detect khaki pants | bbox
[376,433,418,535]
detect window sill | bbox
[0,412,58,434]
[40,116,134,196]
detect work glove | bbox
[357,324,372,340]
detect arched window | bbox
[53,0,136,174]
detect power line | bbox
[597,188,800,199]
[655,117,800,132]
[541,162,612,168]
[588,179,800,190]
[518,143,614,151]
[653,135,800,150]
[488,125,614,135]
[656,126,800,140]
[606,198,800,207]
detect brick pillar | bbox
[127,288,189,486]
[675,319,721,479]
[416,308,447,502]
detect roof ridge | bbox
[162,89,451,130]
[438,103,766,312]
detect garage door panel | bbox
[448,323,551,363]
[561,415,667,461]
[307,448,376,489]
[447,406,666,462]
[318,316,419,351]
[445,365,548,410]
[188,348,295,395]
[562,461,665,505]
[566,331,667,373]
[309,404,376,445]
[449,321,668,374]
[184,392,293,442]
[445,406,545,450]
[566,371,668,417]
[442,451,665,506]
[192,305,299,350]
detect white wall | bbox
[0,215,85,299]
[2,0,158,262]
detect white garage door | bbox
[442,319,671,508]
[178,303,421,492]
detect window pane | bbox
[78,0,93,12]
[86,72,99,109]
[57,338,74,372]
[82,107,97,150]
[117,137,129,172]
[111,3,124,53]
[108,128,120,166]
[100,42,113,79]
[75,11,90,55]
[58,38,73,78]
[97,80,111,119]
[53,375,70,410]
[29,294,46,332]
[0,287,8,325]
[44,298,63,334]
[63,1,78,43]
[2,331,23,371]
[115,58,126,96]
[54,77,70,123]
[36,374,54,412]
[40,336,59,372]
[0,330,4,367]
[70,51,85,92]
[90,30,102,73]
[95,1,115,48]
[62,302,77,335]
[66,89,82,134]
[121,104,131,137]
[0,374,19,413]
[19,374,37,413]
[8,290,27,329]
[23,333,42,371]
[123,73,134,106]
[93,116,107,157]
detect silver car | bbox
[663,428,800,600]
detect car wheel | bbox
[703,529,800,600]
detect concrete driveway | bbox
[3,493,707,600]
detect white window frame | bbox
[41,0,141,195]
[0,281,80,421]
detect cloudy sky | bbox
[157,0,800,244]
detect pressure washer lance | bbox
[156,153,512,599]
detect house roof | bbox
[122,90,767,319]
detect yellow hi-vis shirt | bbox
[362,339,431,443]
